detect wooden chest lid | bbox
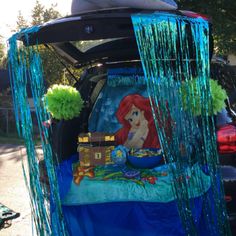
[78,132,115,143]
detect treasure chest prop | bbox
[78,132,115,167]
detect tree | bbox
[38,45,67,86]
[43,4,61,22]
[31,1,61,24]
[0,35,6,68]
[177,0,236,55]
[29,1,77,86]
[16,11,29,31]
[31,0,45,25]
[0,36,5,61]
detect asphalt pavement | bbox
[0,144,38,236]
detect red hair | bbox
[115,94,160,148]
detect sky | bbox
[0,0,71,45]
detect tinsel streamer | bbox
[132,13,231,235]
[8,27,68,235]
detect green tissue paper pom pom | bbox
[180,78,227,116]
[44,84,84,120]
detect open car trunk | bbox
[11,7,236,236]
[19,8,214,67]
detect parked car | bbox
[19,7,236,234]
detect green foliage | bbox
[31,0,45,25]
[31,1,61,26]
[181,78,227,116]
[0,42,4,60]
[43,4,61,22]
[0,36,6,68]
[36,45,81,86]
[12,2,81,86]
[38,45,65,86]
[177,0,236,54]
[16,11,29,31]
[44,84,84,120]
[29,1,81,86]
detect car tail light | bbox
[225,195,232,202]
[217,124,236,154]
[180,10,210,21]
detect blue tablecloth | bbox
[53,155,216,236]
[61,198,211,236]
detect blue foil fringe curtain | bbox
[8,27,68,236]
[131,13,231,236]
